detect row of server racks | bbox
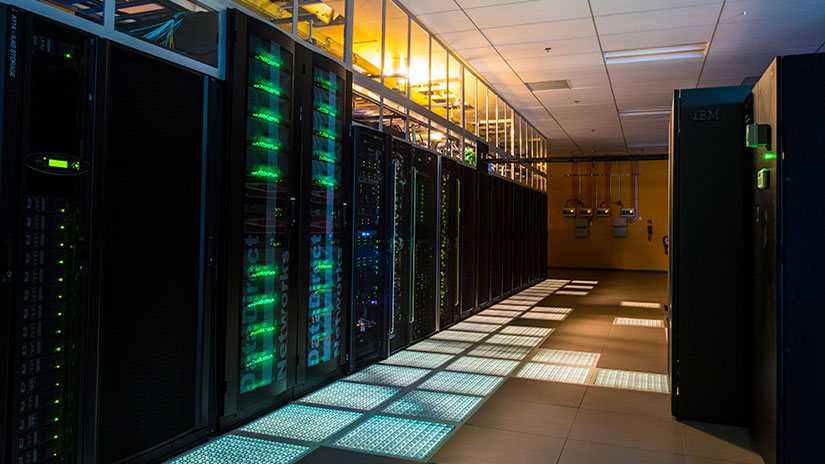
[348,126,548,371]
[0,5,547,464]
[668,53,825,464]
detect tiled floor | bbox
[168,270,764,464]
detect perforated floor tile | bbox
[613,317,665,327]
[531,306,573,314]
[520,311,567,321]
[446,355,520,376]
[515,362,592,384]
[491,304,533,310]
[620,301,662,309]
[333,415,453,461]
[570,280,598,285]
[564,284,594,290]
[418,371,503,396]
[466,315,513,325]
[169,435,310,464]
[241,405,362,442]
[485,334,543,347]
[346,364,431,387]
[407,339,472,354]
[481,309,524,318]
[299,382,399,410]
[430,330,488,343]
[382,390,483,422]
[555,290,589,296]
[498,325,555,337]
[382,350,455,369]
[467,343,532,360]
[451,321,501,333]
[594,369,670,393]
[531,348,599,367]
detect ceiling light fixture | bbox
[604,43,708,65]
[618,109,671,117]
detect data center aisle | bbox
[168,271,763,464]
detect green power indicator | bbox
[253,54,281,68]
[245,353,275,368]
[247,296,277,308]
[315,177,337,188]
[252,82,281,96]
[251,112,280,123]
[250,168,280,179]
[764,153,777,160]
[315,105,337,117]
[251,140,280,151]
[315,129,337,141]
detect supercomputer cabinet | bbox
[222,10,298,431]
[459,163,477,316]
[294,43,352,392]
[438,157,461,328]
[489,176,502,300]
[1,6,218,463]
[668,86,752,427]
[411,147,438,340]
[749,54,825,464]
[501,181,513,295]
[513,185,522,289]
[350,125,389,370]
[476,168,490,306]
[387,137,412,354]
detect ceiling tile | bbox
[508,52,605,72]
[416,10,478,34]
[599,25,715,51]
[594,3,722,36]
[496,36,602,60]
[482,18,595,46]
[590,0,721,16]
[464,0,591,29]
[398,0,459,15]
[439,29,490,50]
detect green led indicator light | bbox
[54,399,60,404]
[57,312,62,316]
[253,54,281,68]
[60,208,65,213]
[248,326,276,337]
[58,277,63,282]
[64,53,71,59]
[53,435,59,439]
[315,77,337,92]
[315,129,337,141]
[252,82,281,96]
[245,353,275,367]
[315,105,337,117]
[250,168,280,179]
[55,347,61,352]
[48,158,69,169]
[764,153,777,160]
[57,295,62,299]
[251,112,280,123]
[59,225,65,230]
[249,268,278,278]
[58,243,64,247]
[247,297,277,308]
[251,140,280,151]
[314,262,333,271]
[53,417,59,422]
[315,177,336,188]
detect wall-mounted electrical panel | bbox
[597,208,611,217]
[562,208,576,216]
[579,208,593,217]
[621,208,636,217]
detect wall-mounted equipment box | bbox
[574,218,589,228]
[574,228,589,238]
[562,208,576,216]
[621,208,636,217]
[597,208,611,217]
[613,218,628,227]
[613,228,628,238]
[579,207,593,217]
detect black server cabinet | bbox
[95,43,215,464]
[749,54,825,464]
[501,181,513,295]
[476,170,490,306]
[460,164,477,316]
[295,44,352,391]
[1,9,94,463]
[513,186,522,289]
[350,125,389,369]
[411,148,438,340]
[668,86,752,427]
[525,189,533,284]
[388,138,412,354]
[221,10,298,430]
[489,177,502,300]
[541,193,547,277]
[439,157,460,328]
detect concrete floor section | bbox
[168,270,764,464]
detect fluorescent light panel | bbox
[604,43,708,64]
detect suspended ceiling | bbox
[397,0,825,155]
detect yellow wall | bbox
[546,160,669,271]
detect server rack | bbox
[501,181,513,295]
[476,169,490,306]
[541,193,547,277]
[221,10,298,430]
[459,164,477,316]
[489,176,502,300]
[513,186,522,289]
[388,137,412,354]
[350,125,389,369]
[295,44,352,391]
[411,147,438,340]
[668,86,752,427]
[749,54,825,464]
[1,8,95,463]
[438,157,460,328]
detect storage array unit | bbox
[439,157,461,328]
[388,137,412,354]
[411,147,439,341]
[0,5,219,463]
[220,10,352,432]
